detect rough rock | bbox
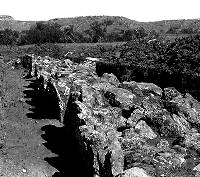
[101,73,120,87]
[137,82,163,97]
[135,120,157,139]
[123,167,152,177]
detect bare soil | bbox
[0,62,61,176]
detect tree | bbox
[85,21,104,42]
[133,27,148,39]
[19,22,63,44]
[180,27,194,34]
[166,24,181,34]
[61,25,76,43]
[84,19,113,43]
[0,29,19,47]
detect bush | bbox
[94,34,200,100]
[26,43,64,59]
[0,29,19,47]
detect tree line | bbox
[1,19,200,47]
[0,20,161,46]
[0,29,19,47]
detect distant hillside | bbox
[0,15,14,21]
[49,16,136,32]
[145,19,200,33]
[1,15,200,34]
[0,15,36,31]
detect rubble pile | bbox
[19,54,200,176]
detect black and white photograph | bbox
[0,0,200,176]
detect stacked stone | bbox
[21,54,200,177]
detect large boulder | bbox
[101,73,120,87]
[137,82,163,97]
[123,167,152,177]
[135,120,157,139]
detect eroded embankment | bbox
[17,54,200,177]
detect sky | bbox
[1,0,200,22]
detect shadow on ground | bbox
[23,77,95,177]
[23,79,60,120]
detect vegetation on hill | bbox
[0,20,157,45]
[0,29,19,46]
[1,15,200,34]
[1,15,200,45]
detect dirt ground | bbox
[0,61,62,176]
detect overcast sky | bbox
[1,0,200,22]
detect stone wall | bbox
[18,54,200,177]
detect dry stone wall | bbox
[17,54,200,177]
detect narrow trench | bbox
[23,76,95,177]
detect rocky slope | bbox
[16,54,200,177]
